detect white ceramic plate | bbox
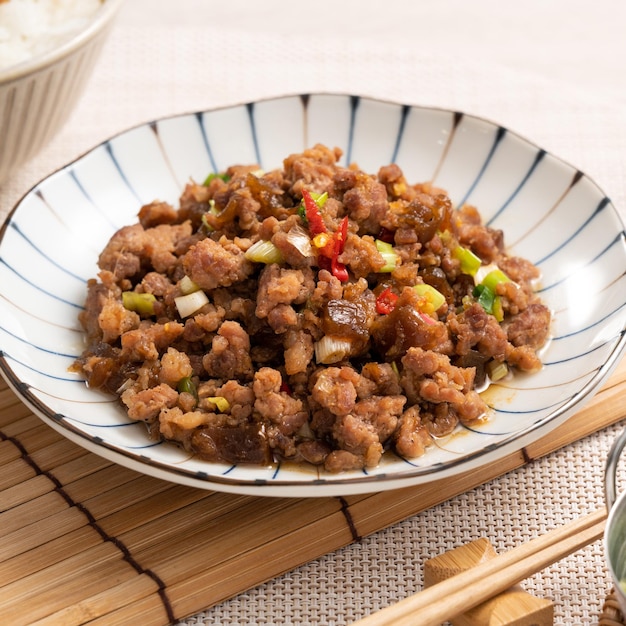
[1,94,625,497]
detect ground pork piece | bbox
[310,366,361,416]
[378,163,411,198]
[455,390,488,424]
[339,233,386,278]
[202,379,255,421]
[332,413,383,467]
[255,264,312,319]
[394,405,432,458]
[331,396,405,469]
[98,224,145,280]
[401,346,474,404]
[138,200,178,228]
[504,303,551,349]
[341,171,389,235]
[456,205,503,262]
[79,280,113,342]
[97,293,140,344]
[496,280,530,316]
[178,181,213,230]
[359,362,403,396]
[191,305,226,333]
[422,403,459,437]
[158,406,213,441]
[283,329,315,375]
[227,295,267,336]
[324,449,365,473]
[253,367,308,436]
[182,235,254,291]
[505,344,543,372]
[497,255,541,284]
[121,321,185,362]
[158,347,193,387]
[352,395,406,441]
[267,304,298,333]
[283,144,341,196]
[143,222,193,275]
[141,271,174,297]
[296,439,332,465]
[202,320,254,380]
[447,302,508,360]
[121,383,179,423]
[310,406,336,438]
[308,269,344,310]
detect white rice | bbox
[0,0,103,70]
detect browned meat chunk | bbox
[183,236,254,290]
[74,144,550,473]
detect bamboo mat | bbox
[1,358,626,626]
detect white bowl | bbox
[0,0,125,184]
[1,94,625,497]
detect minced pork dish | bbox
[73,144,551,473]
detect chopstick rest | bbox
[424,538,553,626]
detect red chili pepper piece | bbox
[279,381,292,395]
[331,258,349,282]
[334,216,349,255]
[301,189,327,236]
[329,216,349,281]
[375,287,398,314]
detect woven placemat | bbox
[1,357,626,625]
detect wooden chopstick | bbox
[351,507,607,626]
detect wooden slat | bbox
[30,575,160,626]
[0,356,624,626]
[0,526,101,585]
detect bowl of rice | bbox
[0,0,124,184]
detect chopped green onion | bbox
[174,290,209,318]
[487,360,509,382]
[244,239,284,264]
[375,239,399,272]
[492,295,504,322]
[207,396,230,412]
[122,291,156,316]
[203,172,230,186]
[473,284,496,315]
[314,336,353,364]
[390,361,400,378]
[179,275,200,295]
[453,246,482,276]
[310,191,328,207]
[298,190,329,221]
[481,268,511,292]
[414,283,446,314]
[177,376,198,398]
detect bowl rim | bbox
[0,0,125,83]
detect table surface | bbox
[2,1,626,624]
